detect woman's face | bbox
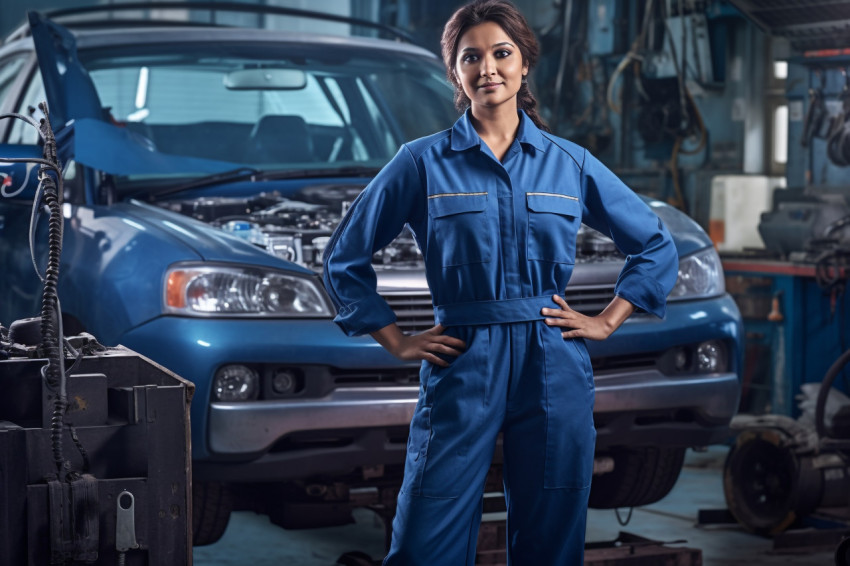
[454,21,528,112]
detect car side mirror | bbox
[0,144,43,202]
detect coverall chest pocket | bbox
[526,193,581,263]
[428,193,491,267]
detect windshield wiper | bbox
[258,165,381,180]
[135,165,381,201]
[130,167,261,200]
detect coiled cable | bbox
[37,105,68,474]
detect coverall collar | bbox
[450,108,546,153]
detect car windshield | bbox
[74,42,458,189]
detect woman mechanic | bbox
[322,0,679,563]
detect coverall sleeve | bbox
[579,150,679,318]
[322,145,423,336]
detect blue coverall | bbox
[323,109,679,565]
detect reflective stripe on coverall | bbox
[323,109,679,565]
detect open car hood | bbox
[28,12,101,132]
[28,12,246,178]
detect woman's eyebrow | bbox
[461,41,515,53]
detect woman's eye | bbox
[462,54,479,63]
[495,49,511,58]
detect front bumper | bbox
[116,316,402,461]
[208,386,418,455]
[592,369,739,449]
[207,369,739,456]
[121,294,742,482]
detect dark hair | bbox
[441,0,549,132]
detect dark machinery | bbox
[758,187,850,262]
[723,349,850,536]
[0,106,193,564]
[0,338,194,565]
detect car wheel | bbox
[836,536,850,566]
[192,481,233,546]
[336,550,379,565]
[588,446,686,509]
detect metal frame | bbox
[6,1,415,44]
[727,0,850,51]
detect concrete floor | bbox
[193,446,838,565]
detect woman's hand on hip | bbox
[542,294,635,341]
[370,323,466,367]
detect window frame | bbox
[765,38,788,177]
[0,49,37,143]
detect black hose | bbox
[815,348,850,439]
[823,215,850,238]
[0,112,46,138]
[69,425,90,472]
[814,249,849,293]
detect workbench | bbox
[722,257,849,417]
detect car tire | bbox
[192,481,233,546]
[588,446,686,509]
[336,551,379,565]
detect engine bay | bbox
[158,184,624,271]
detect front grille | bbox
[380,285,618,333]
[331,367,420,386]
[329,353,660,388]
[591,351,659,373]
[563,284,616,316]
[381,291,435,334]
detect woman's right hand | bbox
[370,323,466,367]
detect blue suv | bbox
[0,6,742,545]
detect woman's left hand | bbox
[542,294,634,341]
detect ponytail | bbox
[518,82,549,133]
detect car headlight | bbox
[164,264,332,317]
[668,247,725,301]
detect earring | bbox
[521,76,528,85]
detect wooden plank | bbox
[474,522,703,565]
[584,545,702,565]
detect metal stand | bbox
[699,506,850,554]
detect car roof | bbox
[2,23,439,61]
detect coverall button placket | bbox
[502,147,534,300]
[482,140,524,302]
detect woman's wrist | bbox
[596,296,636,335]
[370,323,406,355]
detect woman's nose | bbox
[480,55,496,76]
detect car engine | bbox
[159,184,624,272]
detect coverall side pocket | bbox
[405,327,487,500]
[405,405,433,496]
[526,193,581,263]
[569,338,595,390]
[428,193,491,267]
[542,329,596,490]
